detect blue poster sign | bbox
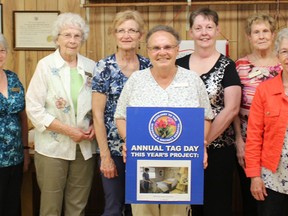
[125,107,204,204]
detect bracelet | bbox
[23,146,30,149]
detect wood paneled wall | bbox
[1,0,288,92]
[2,1,286,215]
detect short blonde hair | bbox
[245,14,276,35]
[111,10,145,34]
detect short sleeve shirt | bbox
[114,66,214,120]
[92,54,151,156]
[0,70,25,167]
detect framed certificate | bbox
[0,4,2,33]
[13,11,60,50]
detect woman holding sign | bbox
[115,25,214,216]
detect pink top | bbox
[235,56,282,140]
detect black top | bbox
[176,53,241,148]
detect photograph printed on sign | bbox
[137,160,191,202]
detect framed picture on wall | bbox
[0,4,3,33]
[13,11,60,50]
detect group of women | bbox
[0,6,287,216]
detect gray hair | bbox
[146,25,181,45]
[0,34,9,51]
[245,13,276,35]
[274,28,288,54]
[51,12,89,45]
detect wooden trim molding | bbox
[83,1,288,7]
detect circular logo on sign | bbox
[149,110,182,144]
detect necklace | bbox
[116,53,139,77]
[0,70,6,83]
[0,70,8,98]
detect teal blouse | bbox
[0,70,25,167]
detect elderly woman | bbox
[26,13,96,215]
[176,7,241,216]
[0,34,30,216]
[92,10,150,216]
[245,27,288,216]
[234,14,281,216]
[115,25,213,216]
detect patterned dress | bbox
[92,54,151,156]
[0,70,25,167]
[235,56,282,140]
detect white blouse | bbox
[26,49,96,160]
[115,66,214,120]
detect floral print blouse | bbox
[92,54,151,156]
[262,129,288,195]
[26,49,96,160]
[0,70,25,167]
[114,66,214,119]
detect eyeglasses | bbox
[147,45,178,53]
[279,49,288,58]
[58,33,82,41]
[115,29,139,36]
